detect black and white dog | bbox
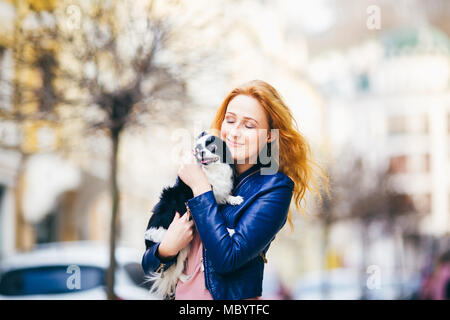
[144,131,243,299]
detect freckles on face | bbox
[220,95,270,162]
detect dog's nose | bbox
[205,135,215,146]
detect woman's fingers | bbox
[185,209,191,220]
[181,212,189,221]
[183,219,192,229]
[184,217,194,227]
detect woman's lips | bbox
[226,139,243,147]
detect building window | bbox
[388,115,408,135]
[389,154,430,174]
[410,114,429,134]
[34,210,59,244]
[424,154,431,172]
[389,155,408,174]
[409,154,431,173]
[413,193,431,214]
[0,184,4,207]
[388,114,429,135]
[0,46,13,111]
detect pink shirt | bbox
[175,228,213,300]
[175,226,262,300]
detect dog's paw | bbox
[227,195,243,205]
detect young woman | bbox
[142,79,328,300]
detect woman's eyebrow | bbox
[226,112,259,124]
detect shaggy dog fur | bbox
[143,131,243,299]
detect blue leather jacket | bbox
[141,163,294,300]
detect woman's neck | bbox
[235,162,255,176]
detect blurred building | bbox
[2,0,447,300]
[0,0,235,260]
[306,24,450,294]
[0,0,166,258]
[311,25,449,235]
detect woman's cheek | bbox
[230,142,246,161]
[248,134,260,155]
[220,125,228,141]
[250,146,259,161]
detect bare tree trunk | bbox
[359,221,370,300]
[106,129,120,300]
[393,225,406,299]
[14,153,34,251]
[321,220,331,299]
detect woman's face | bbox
[220,94,271,164]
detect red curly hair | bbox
[210,80,330,231]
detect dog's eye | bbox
[205,135,215,146]
[211,145,217,152]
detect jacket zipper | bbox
[185,200,209,292]
[155,263,166,273]
[187,171,262,299]
[234,169,261,191]
[202,245,209,291]
[260,252,268,263]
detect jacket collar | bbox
[233,162,262,189]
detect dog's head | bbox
[193,131,233,166]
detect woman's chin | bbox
[227,146,240,156]
[233,155,254,164]
[229,152,244,163]
[228,148,257,164]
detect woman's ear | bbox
[267,129,278,143]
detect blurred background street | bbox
[0,0,449,299]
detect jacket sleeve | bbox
[141,241,179,276]
[187,182,293,275]
[141,214,180,275]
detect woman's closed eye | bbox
[225,118,255,129]
[225,117,235,124]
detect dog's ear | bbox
[197,131,208,140]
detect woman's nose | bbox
[229,124,241,138]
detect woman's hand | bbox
[177,150,212,197]
[158,211,195,258]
